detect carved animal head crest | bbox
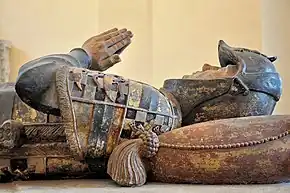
[218,40,277,73]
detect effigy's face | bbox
[182,63,238,80]
[185,39,278,79]
[183,40,244,80]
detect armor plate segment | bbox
[67,67,180,158]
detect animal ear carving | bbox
[267,56,277,62]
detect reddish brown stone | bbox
[148,115,290,184]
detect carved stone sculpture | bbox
[163,40,281,125]
[0,40,11,83]
[108,115,290,186]
[0,28,181,180]
[0,30,286,186]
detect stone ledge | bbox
[0,179,289,193]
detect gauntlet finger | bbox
[98,55,121,71]
[95,28,118,38]
[105,31,132,47]
[102,28,128,41]
[82,28,118,46]
[107,38,131,56]
[115,40,132,55]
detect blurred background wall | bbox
[0,0,289,114]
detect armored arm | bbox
[15,51,89,116]
[15,28,133,116]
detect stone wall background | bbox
[0,40,11,83]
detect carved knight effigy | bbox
[0,27,288,186]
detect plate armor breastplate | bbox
[59,66,181,160]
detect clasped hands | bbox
[82,28,133,71]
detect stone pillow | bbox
[108,115,290,186]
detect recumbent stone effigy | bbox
[0,28,287,186]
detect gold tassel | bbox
[107,138,147,187]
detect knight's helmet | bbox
[161,40,282,126]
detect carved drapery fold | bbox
[0,40,12,83]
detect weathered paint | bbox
[149,115,290,184]
[128,81,143,108]
[106,107,125,155]
[68,68,180,159]
[46,157,88,173]
[73,101,94,152]
[12,95,47,124]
